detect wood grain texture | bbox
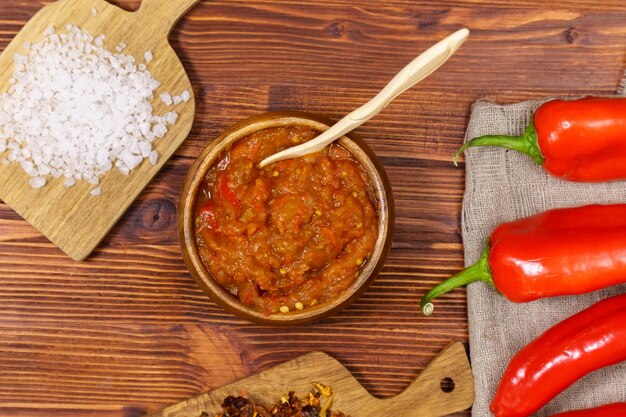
[0,0,198,261]
[148,343,473,417]
[1,0,626,416]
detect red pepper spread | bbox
[194,125,378,314]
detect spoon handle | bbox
[259,28,470,168]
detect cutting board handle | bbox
[136,0,200,34]
[385,342,475,417]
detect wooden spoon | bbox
[259,28,470,168]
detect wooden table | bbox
[1,1,625,416]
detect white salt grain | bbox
[160,93,172,105]
[91,7,98,17]
[153,124,167,138]
[173,95,182,105]
[138,122,151,136]
[90,187,102,196]
[13,53,26,64]
[144,51,153,62]
[0,24,183,194]
[29,177,46,189]
[181,90,191,102]
[138,141,152,158]
[118,149,143,170]
[163,112,178,125]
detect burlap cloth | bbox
[464,76,626,417]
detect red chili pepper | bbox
[420,204,626,315]
[491,294,626,417]
[548,403,626,417]
[456,97,626,182]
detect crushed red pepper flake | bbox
[212,384,348,417]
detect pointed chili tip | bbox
[422,302,434,316]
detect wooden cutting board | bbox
[147,342,474,417]
[0,0,199,261]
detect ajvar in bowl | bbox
[179,112,394,325]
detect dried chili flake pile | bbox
[208,384,348,417]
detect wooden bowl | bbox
[179,112,394,325]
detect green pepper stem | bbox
[454,119,545,166]
[421,243,494,316]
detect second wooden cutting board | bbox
[147,342,474,417]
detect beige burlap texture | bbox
[463,80,626,417]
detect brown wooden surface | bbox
[1,1,625,416]
[147,343,473,417]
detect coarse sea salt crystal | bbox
[90,187,102,196]
[29,177,46,188]
[153,124,167,138]
[138,122,150,136]
[118,149,143,170]
[164,112,178,125]
[144,51,153,62]
[160,93,172,105]
[91,7,98,17]
[13,54,26,64]
[0,24,183,194]
[138,141,152,158]
[181,90,191,102]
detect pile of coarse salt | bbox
[0,24,190,195]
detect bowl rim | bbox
[178,111,395,325]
